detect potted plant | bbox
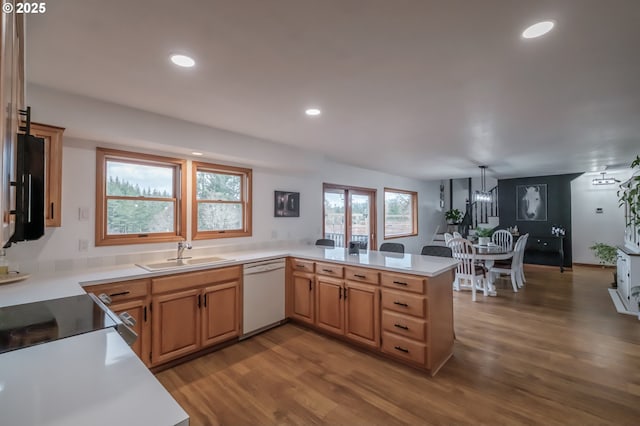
[631,286,640,317]
[589,242,618,287]
[618,155,640,234]
[476,227,493,246]
[445,209,463,224]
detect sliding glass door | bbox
[323,184,376,249]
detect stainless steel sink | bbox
[136,256,233,272]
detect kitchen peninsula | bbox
[0,246,458,424]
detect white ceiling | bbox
[26,0,640,180]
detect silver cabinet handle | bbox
[119,312,136,327]
[98,293,112,305]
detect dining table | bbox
[472,243,514,295]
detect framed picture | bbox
[274,191,300,217]
[516,184,547,221]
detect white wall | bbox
[571,170,632,264]
[6,85,443,268]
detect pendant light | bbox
[474,166,491,202]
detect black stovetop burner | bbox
[0,294,117,354]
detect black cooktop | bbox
[0,294,117,354]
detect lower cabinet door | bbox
[291,272,315,324]
[201,281,240,347]
[315,276,344,334]
[111,299,150,366]
[151,288,201,366]
[344,281,379,348]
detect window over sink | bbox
[95,148,187,246]
[192,161,252,240]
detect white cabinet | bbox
[617,249,640,313]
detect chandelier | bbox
[474,166,491,202]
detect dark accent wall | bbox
[498,173,581,268]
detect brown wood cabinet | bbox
[290,270,315,324]
[150,266,241,366]
[286,259,454,376]
[29,122,64,227]
[84,278,151,366]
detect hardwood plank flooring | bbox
[156,266,640,425]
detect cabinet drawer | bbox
[316,262,344,278]
[84,279,149,303]
[152,265,241,294]
[291,258,314,273]
[381,289,426,318]
[345,267,379,285]
[381,273,426,294]
[382,311,426,342]
[381,332,426,365]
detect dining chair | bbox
[448,237,486,302]
[453,231,462,239]
[421,245,452,257]
[492,229,513,251]
[379,242,404,253]
[444,233,454,244]
[516,234,529,287]
[488,234,528,292]
[315,238,335,247]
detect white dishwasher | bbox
[241,258,286,338]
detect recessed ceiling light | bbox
[305,108,321,116]
[170,54,195,68]
[191,151,203,156]
[522,21,555,39]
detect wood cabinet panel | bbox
[202,281,240,347]
[382,310,426,342]
[344,281,379,348]
[381,289,426,318]
[110,299,150,366]
[84,279,149,303]
[345,266,380,285]
[291,258,314,273]
[316,262,344,278]
[152,265,241,294]
[291,272,314,324]
[381,331,427,365]
[381,272,426,294]
[29,123,64,227]
[315,276,344,335]
[151,288,201,366]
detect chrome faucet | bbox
[176,241,192,260]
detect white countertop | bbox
[0,246,458,308]
[0,328,188,426]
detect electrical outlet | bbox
[78,239,89,252]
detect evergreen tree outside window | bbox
[96,148,186,246]
[192,161,252,239]
[384,188,418,238]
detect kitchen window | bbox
[95,148,187,246]
[192,161,252,240]
[384,188,418,238]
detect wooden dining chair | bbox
[452,231,462,239]
[449,237,486,302]
[492,229,513,251]
[444,233,454,244]
[488,234,528,292]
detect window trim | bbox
[322,183,377,249]
[191,161,252,240]
[95,147,187,246]
[383,187,418,239]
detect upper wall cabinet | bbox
[30,123,64,227]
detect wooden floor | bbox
[156,266,640,425]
